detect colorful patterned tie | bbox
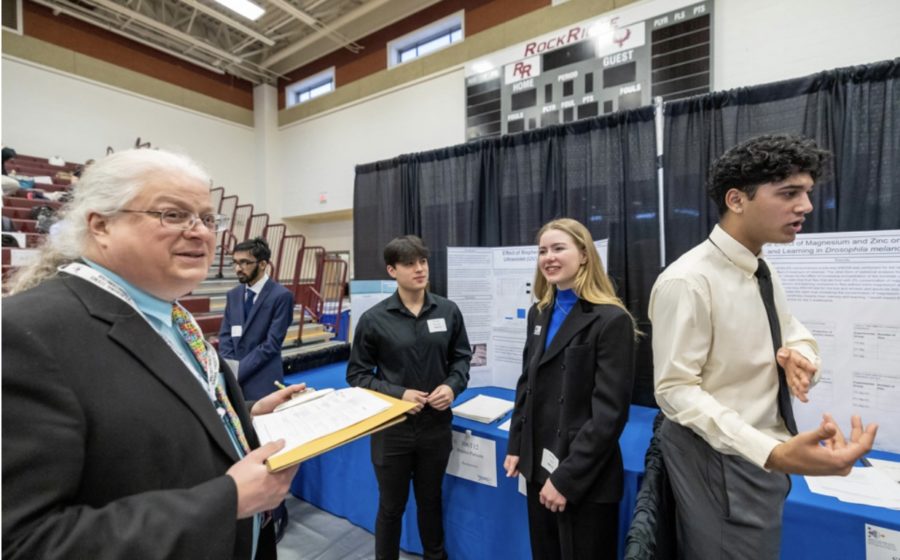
[172,303,251,453]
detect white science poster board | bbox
[349,280,397,342]
[448,240,608,389]
[764,230,900,454]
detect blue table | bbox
[285,362,653,559]
[285,363,900,559]
[782,448,900,559]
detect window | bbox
[388,12,464,68]
[2,0,23,34]
[285,68,335,108]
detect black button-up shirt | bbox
[346,291,472,400]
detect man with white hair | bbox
[2,149,303,559]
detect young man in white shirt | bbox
[650,134,878,559]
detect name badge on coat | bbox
[533,325,542,336]
[427,318,447,333]
[541,448,559,474]
[231,325,243,337]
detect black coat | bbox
[507,297,635,505]
[1,275,272,560]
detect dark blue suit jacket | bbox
[218,278,294,400]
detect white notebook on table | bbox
[452,394,514,424]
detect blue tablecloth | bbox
[285,363,652,558]
[782,448,900,559]
[285,363,900,559]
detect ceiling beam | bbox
[265,0,361,53]
[88,0,245,65]
[31,0,228,75]
[179,0,275,46]
[261,0,398,68]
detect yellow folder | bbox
[264,389,417,472]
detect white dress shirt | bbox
[246,273,269,300]
[650,224,820,469]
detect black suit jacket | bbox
[1,275,273,560]
[507,297,635,505]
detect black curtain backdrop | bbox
[352,58,899,407]
[354,108,660,405]
[663,58,900,263]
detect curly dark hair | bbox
[708,134,830,215]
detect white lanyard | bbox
[60,262,220,400]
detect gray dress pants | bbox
[659,419,791,560]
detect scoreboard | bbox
[465,0,713,139]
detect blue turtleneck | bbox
[544,288,577,350]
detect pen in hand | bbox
[274,381,310,396]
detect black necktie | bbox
[243,289,255,320]
[755,259,798,435]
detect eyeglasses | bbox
[231,259,258,268]
[120,209,230,232]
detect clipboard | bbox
[257,389,416,472]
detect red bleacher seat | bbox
[8,156,80,172]
[179,296,211,314]
[10,219,39,233]
[2,207,34,220]
[3,197,63,210]
[28,184,69,193]
[195,314,223,335]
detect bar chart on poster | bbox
[464,0,712,139]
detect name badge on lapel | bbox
[231,325,243,337]
[427,318,447,333]
[533,325,542,336]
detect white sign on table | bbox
[866,524,900,560]
[446,431,497,487]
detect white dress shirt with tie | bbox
[244,274,268,316]
[650,224,821,469]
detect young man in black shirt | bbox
[347,235,472,560]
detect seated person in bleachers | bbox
[2,175,20,197]
[2,147,17,176]
[70,158,96,185]
[1,196,16,232]
[2,147,21,196]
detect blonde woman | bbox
[505,218,636,560]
